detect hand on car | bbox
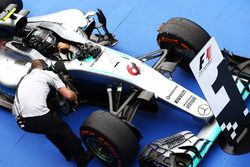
[58,42,70,50]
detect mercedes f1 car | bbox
[0,1,250,167]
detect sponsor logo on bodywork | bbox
[174,90,186,104]
[198,104,211,116]
[166,85,178,99]
[183,95,197,109]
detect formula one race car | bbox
[1,1,250,167]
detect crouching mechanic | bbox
[12,59,92,167]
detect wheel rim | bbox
[86,137,114,163]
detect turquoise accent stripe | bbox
[236,79,250,100]
[83,56,94,62]
[188,142,213,167]
[189,125,221,167]
[236,79,245,92]
[242,91,249,100]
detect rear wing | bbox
[190,37,250,154]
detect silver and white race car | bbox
[0,2,250,167]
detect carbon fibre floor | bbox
[1,0,250,167]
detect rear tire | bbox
[80,110,140,167]
[157,17,211,70]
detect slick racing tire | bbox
[157,17,211,70]
[0,0,23,12]
[80,110,140,167]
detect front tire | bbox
[80,110,140,167]
[157,17,211,70]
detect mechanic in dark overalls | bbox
[12,59,93,167]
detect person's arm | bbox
[57,86,77,101]
[57,42,70,50]
[57,42,78,53]
[48,71,77,102]
[58,86,78,109]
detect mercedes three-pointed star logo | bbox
[198,104,211,116]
